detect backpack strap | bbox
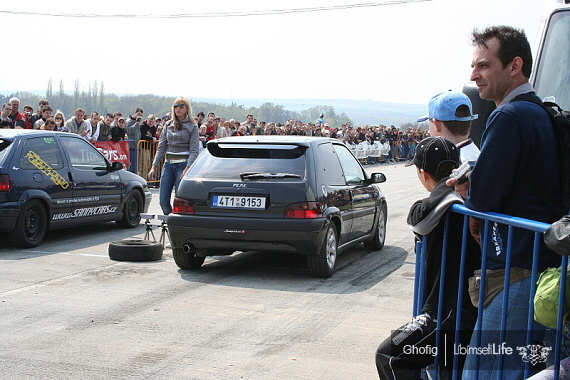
[512,93,557,123]
[511,93,565,217]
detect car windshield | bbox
[0,139,12,163]
[534,9,570,109]
[188,144,306,180]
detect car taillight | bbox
[0,175,10,192]
[285,202,323,219]
[172,197,195,215]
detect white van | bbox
[533,0,570,109]
[465,0,570,145]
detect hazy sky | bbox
[1,0,550,105]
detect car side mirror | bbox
[370,173,386,184]
[110,161,124,172]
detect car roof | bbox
[0,129,48,137]
[0,129,79,140]
[212,135,336,146]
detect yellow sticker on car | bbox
[27,151,70,189]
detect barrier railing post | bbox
[473,220,491,374]
[413,239,425,316]
[524,232,543,378]
[452,214,471,380]
[553,255,568,380]
[497,225,515,374]
[433,213,451,378]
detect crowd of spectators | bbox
[1,97,431,164]
[194,112,431,164]
[0,98,172,145]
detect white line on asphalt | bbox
[59,252,108,258]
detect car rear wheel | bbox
[173,247,206,269]
[108,239,163,261]
[307,224,338,278]
[364,203,387,251]
[8,199,47,248]
[116,190,142,228]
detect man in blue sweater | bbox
[452,26,562,379]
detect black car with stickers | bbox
[0,129,152,248]
[167,135,388,277]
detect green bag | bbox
[534,266,570,329]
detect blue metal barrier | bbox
[413,204,565,380]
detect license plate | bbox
[212,195,266,209]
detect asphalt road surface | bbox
[0,161,429,380]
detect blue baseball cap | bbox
[417,91,478,122]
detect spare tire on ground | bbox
[108,239,163,262]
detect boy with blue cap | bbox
[418,91,480,163]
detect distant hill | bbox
[192,97,427,126]
[1,90,426,126]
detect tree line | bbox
[2,79,353,126]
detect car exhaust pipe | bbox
[183,243,194,254]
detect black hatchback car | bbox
[167,136,387,277]
[0,129,152,248]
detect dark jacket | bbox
[466,91,561,271]
[97,122,111,141]
[408,179,480,316]
[139,121,156,141]
[110,125,125,142]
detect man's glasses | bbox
[173,104,186,108]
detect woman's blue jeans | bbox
[159,162,186,215]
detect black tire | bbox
[8,199,47,248]
[108,239,163,261]
[116,190,142,228]
[364,202,387,251]
[307,224,338,278]
[173,247,206,269]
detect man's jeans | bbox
[462,276,546,379]
[159,162,186,215]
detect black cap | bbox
[406,136,460,175]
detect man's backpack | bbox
[512,93,570,217]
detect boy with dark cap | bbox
[376,136,479,380]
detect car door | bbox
[333,143,377,240]
[17,135,73,220]
[59,135,122,220]
[317,142,353,245]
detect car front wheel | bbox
[116,191,142,228]
[307,224,338,278]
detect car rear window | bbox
[20,137,64,170]
[0,139,11,163]
[188,143,306,179]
